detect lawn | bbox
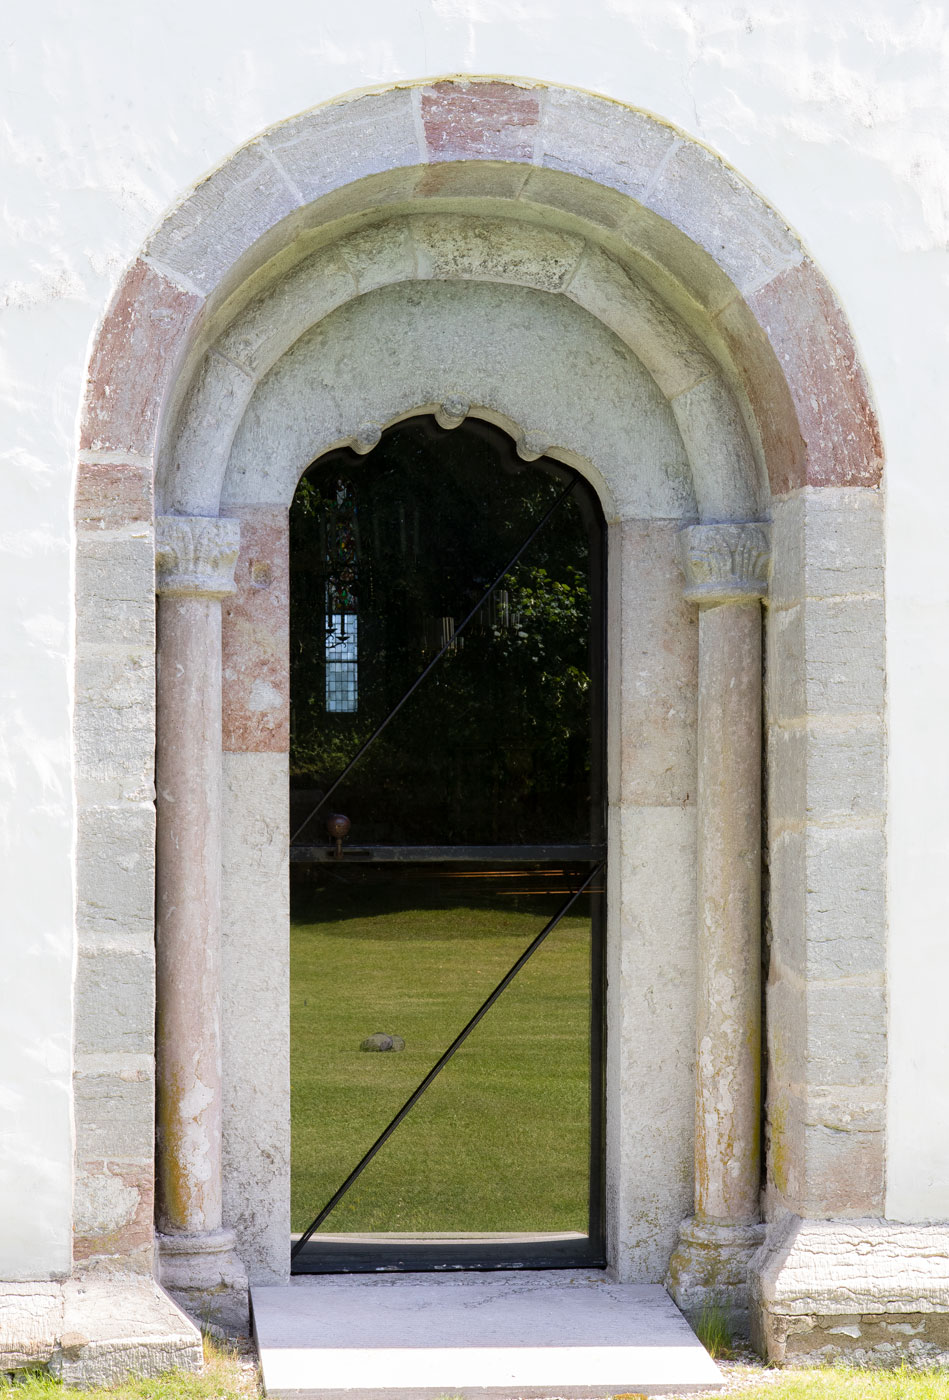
[289,868,594,1236]
[703,1365,949,1399]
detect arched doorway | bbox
[287,416,607,1272]
[71,79,885,1351]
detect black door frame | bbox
[289,420,608,1274]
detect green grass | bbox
[693,1303,735,1360]
[290,873,592,1234]
[711,1366,949,1398]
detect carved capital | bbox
[677,522,770,605]
[156,516,240,599]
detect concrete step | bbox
[251,1270,724,1398]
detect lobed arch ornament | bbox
[74,78,886,1355]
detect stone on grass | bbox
[360,1033,405,1052]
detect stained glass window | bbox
[324,480,359,713]
[325,613,358,712]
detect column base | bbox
[158,1229,249,1335]
[666,1217,766,1338]
[749,1215,949,1367]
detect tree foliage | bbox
[289,419,601,846]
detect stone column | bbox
[666,522,770,1334]
[154,515,249,1333]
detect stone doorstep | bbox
[251,1273,724,1399]
[0,1276,202,1387]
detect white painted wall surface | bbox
[1,0,947,1272]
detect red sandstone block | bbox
[715,295,808,497]
[75,459,153,529]
[72,1162,155,1266]
[421,81,540,164]
[747,260,883,490]
[80,260,202,457]
[222,507,290,753]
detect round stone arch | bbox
[73,77,886,1346]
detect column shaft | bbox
[155,595,225,1234]
[153,515,248,1334]
[695,600,762,1225]
[666,521,770,1332]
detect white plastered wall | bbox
[2,1,946,1277]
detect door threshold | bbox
[251,1271,724,1398]
[292,1231,588,1244]
[291,1233,604,1274]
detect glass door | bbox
[288,418,606,1273]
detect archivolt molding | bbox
[164,213,761,523]
[218,275,706,520]
[80,77,882,507]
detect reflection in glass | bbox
[324,614,358,713]
[290,865,594,1242]
[288,417,605,1271]
[289,418,603,849]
